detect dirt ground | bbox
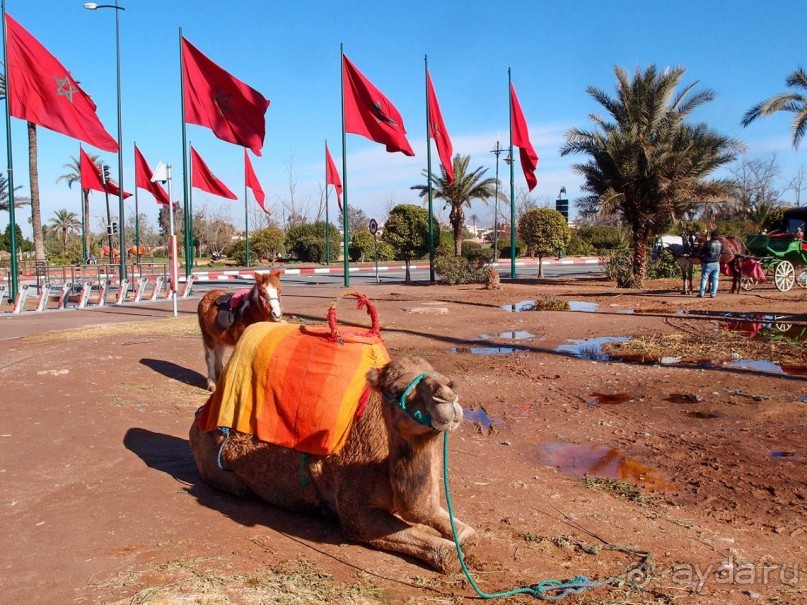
[1,274,805,605]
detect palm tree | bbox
[57,153,99,259]
[742,67,807,149]
[561,65,742,288]
[47,209,81,255]
[411,154,499,255]
[0,174,30,212]
[0,68,45,265]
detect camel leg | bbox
[341,508,462,573]
[213,344,226,382]
[421,506,478,549]
[188,422,255,499]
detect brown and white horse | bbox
[197,271,283,391]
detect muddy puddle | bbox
[555,336,630,361]
[501,300,600,313]
[477,330,535,340]
[464,407,497,430]
[588,392,631,405]
[537,442,676,491]
[448,346,528,355]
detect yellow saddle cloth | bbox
[198,320,390,455]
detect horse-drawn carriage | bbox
[740,207,807,292]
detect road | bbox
[194,262,604,290]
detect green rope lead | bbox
[442,432,607,601]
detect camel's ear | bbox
[366,367,382,389]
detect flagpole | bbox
[179,27,192,278]
[340,44,349,287]
[508,68,516,280]
[133,142,141,267]
[244,152,250,268]
[325,140,330,265]
[425,56,435,283]
[1,0,19,301]
[79,146,87,263]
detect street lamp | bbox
[84,1,126,282]
[489,141,510,262]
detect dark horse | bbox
[693,233,747,294]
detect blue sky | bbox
[2,0,805,238]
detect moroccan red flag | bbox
[134,146,170,206]
[5,15,118,152]
[342,55,414,156]
[244,150,267,212]
[79,146,131,198]
[182,37,271,156]
[325,144,343,210]
[427,70,454,184]
[510,82,539,191]
[190,146,237,200]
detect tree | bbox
[518,208,571,277]
[561,65,741,288]
[382,204,438,283]
[57,152,101,259]
[339,205,370,235]
[0,174,30,212]
[411,154,498,256]
[250,226,286,264]
[286,221,335,263]
[46,209,81,255]
[742,67,807,149]
[727,154,785,227]
[0,69,44,265]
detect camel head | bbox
[255,272,283,321]
[367,357,463,434]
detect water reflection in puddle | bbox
[537,442,676,491]
[464,407,497,430]
[727,359,784,374]
[555,336,630,361]
[502,300,537,312]
[771,451,795,458]
[720,320,807,343]
[477,331,534,340]
[568,301,599,312]
[449,346,527,355]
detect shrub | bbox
[603,247,634,287]
[434,253,487,285]
[499,239,526,259]
[576,226,629,252]
[461,241,494,268]
[646,249,681,279]
[566,234,595,256]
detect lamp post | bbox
[489,141,510,262]
[84,1,126,282]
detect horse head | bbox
[650,235,664,260]
[255,272,283,321]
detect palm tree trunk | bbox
[631,222,650,289]
[28,122,45,264]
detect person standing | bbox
[698,230,723,298]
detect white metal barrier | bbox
[77,282,94,309]
[132,277,148,302]
[115,279,130,305]
[11,285,29,314]
[149,276,165,301]
[180,275,195,298]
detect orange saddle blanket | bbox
[197,320,390,455]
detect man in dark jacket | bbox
[698,230,723,297]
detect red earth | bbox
[1,275,805,604]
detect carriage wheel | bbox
[796,270,807,289]
[773,260,795,292]
[774,323,793,332]
[739,277,758,291]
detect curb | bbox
[191,257,603,280]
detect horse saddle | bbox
[215,290,249,330]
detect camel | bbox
[197,272,283,391]
[189,355,477,573]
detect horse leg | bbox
[203,340,218,392]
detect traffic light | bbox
[112,222,118,234]
[106,225,113,235]
[102,165,111,184]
